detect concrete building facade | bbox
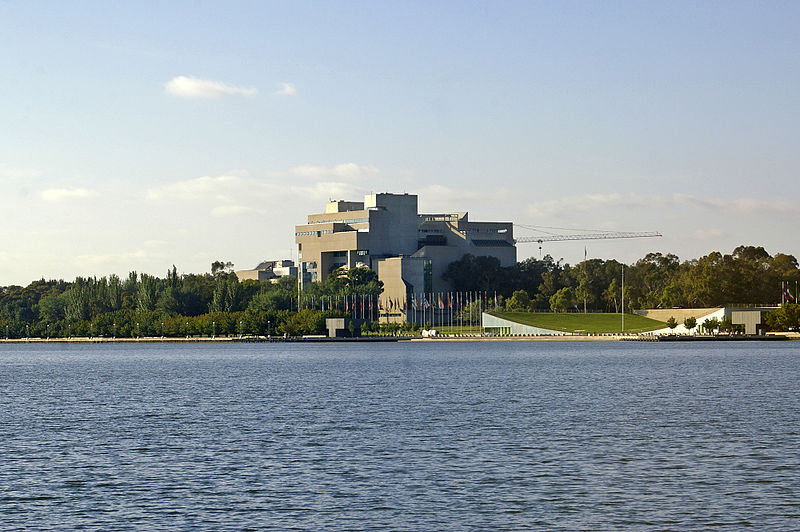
[295,192,516,321]
[636,307,770,335]
[235,260,298,283]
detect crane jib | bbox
[514,232,662,244]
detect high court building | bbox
[295,192,516,321]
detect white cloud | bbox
[211,205,262,217]
[0,164,42,181]
[526,192,662,218]
[671,194,798,215]
[693,228,725,241]
[146,175,243,202]
[290,163,379,181]
[145,173,367,220]
[274,82,297,96]
[40,187,99,202]
[416,184,514,211]
[147,165,379,206]
[164,76,258,99]
[76,249,150,266]
[525,192,800,220]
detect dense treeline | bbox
[0,263,336,339]
[3,245,800,338]
[445,245,799,313]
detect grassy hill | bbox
[491,312,666,334]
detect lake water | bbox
[1,341,798,530]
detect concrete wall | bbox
[644,307,765,335]
[731,310,761,335]
[326,200,364,213]
[482,313,570,336]
[635,308,722,323]
[376,256,426,323]
[235,269,273,282]
[365,193,419,258]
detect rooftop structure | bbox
[235,260,297,283]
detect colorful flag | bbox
[783,286,796,303]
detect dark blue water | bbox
[1,341,798,530]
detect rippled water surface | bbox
[2,341,799,530]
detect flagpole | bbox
[458,292,462,335]
[621,264,625,333]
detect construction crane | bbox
[513,225,662,255]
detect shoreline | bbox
[2,333,797,344]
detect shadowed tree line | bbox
[0,263,336,339]
[0,262,395,339]
[3,245,800,338]
[444,245,799,319]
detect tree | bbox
[64,283,90,322]
[505,290,532,312]
[575,277,595,313]
[666,316,678,330]
[443,254,506,293]
[549,287,574,312]
[602,278,621,313]
[702,317,720,334]
[39,293,66,323]
[311,266,383,299]
[683,316,697,333]
[764,303,800,331]
[211,261,234,276]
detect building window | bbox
[308,217,368,225]
[332,251,347,258]
[424,260,433,293]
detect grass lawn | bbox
[492,312,666,334]
[434,325,483,334]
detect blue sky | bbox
[2,1,799,284]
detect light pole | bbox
[68,323,71,339]
[186,321,189,339]
[267,320,271,338]
[113,321,116,339]
[25,324,29,340]
[239,320,243,338]
[212,321,216,339]
[161,322,164,339]
[46,324,50,340]
[621,264,625,333]
[136,322,140,339]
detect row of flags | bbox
[297,291,500,319]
